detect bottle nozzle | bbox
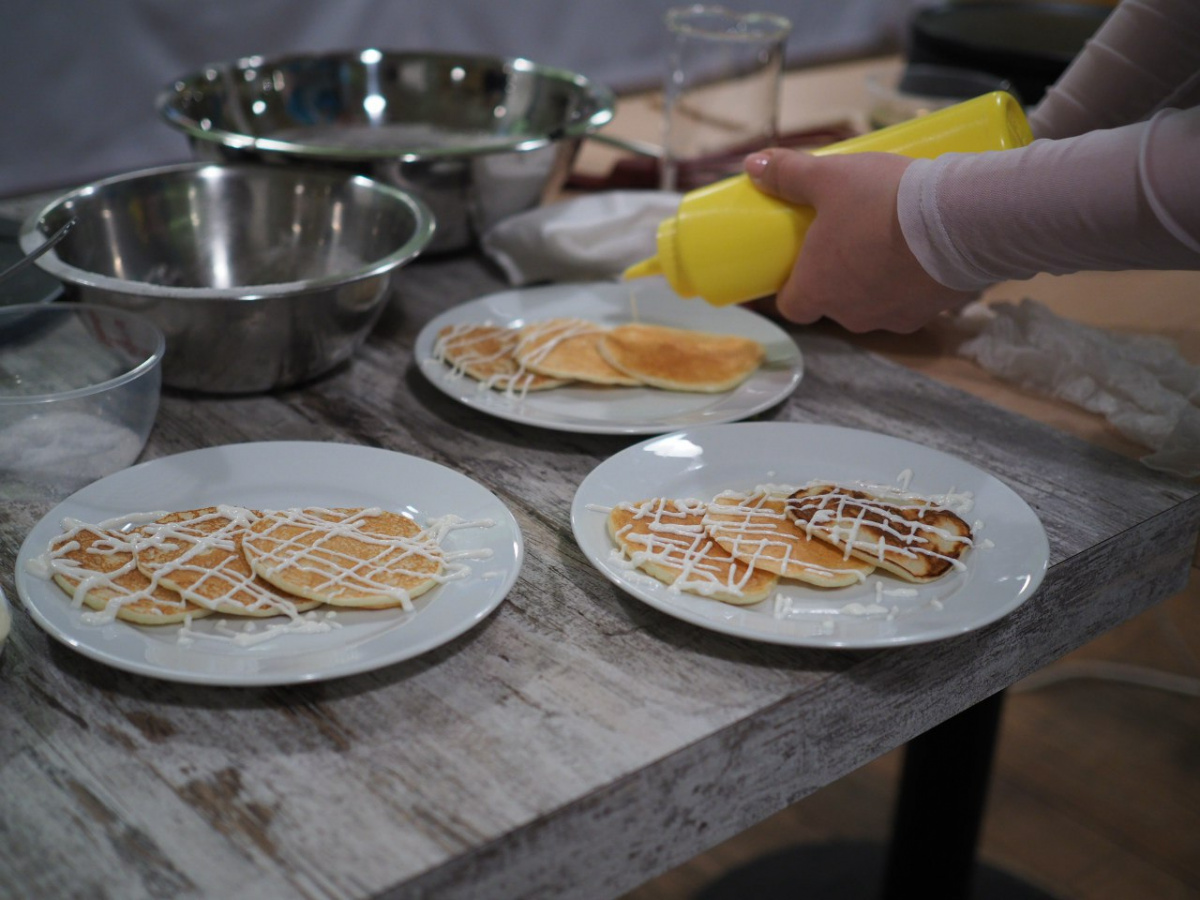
[622,256,662,282]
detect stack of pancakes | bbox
[435,317,765,395]
[41,506,446,626]
[608,483,974,606]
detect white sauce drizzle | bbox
[241,507,458,610]
[429,314,644,400]
[513,318,602,372]
[177,610,343,647]
[604,468,984,614]
[611,498,762,598]
[702,488,870,584]
[838,602,890,616]
[136,506,311,618]
[28,518,195,626]
[789,481,973,576]
[29,506,495,648]
[432,321,583,401]
[875,582,919,601]
[432,322,547,400]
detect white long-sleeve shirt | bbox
[897,0,1200,291]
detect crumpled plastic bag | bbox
[480,190,682,286]
[955,298,1200,478]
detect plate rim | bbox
[14,440,524,686]
[413,280,804,435]
[570,421,1050,649]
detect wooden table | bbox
[1,251,1197,899]
[3,61,1198,900]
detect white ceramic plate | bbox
[14,442,523,685]
[414,280,803,434]
[0,584,11,659]
[571,423,1049,648]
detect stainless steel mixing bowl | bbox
[156,50,615,252]
[20,163,434,394]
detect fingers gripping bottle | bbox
[623,91,1033,307]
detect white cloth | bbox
[481,191,682,286]
[955,298,1200,478]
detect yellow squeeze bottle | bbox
[623,91,1033,307]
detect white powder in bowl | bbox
[0,411,145,484]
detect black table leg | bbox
[696,688,1059,899]
[881,689,1005,900]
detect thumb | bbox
[744,148,826,207]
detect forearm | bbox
[898,107,1200,291]
[1029,0,1200,138]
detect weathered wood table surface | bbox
[2,235,1198,899]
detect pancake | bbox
[597,323,765,393]
[785,484,974,583]
[435,323,571,393]
[242,507,444,609]
[136,506,321,617]
[608,498,777,605]
[514,318,641,386]
[703,489,874,587]
[45,519,212,625]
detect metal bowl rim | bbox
[0,302,165,405]
[156,48,617,161]
[19,162,436,301]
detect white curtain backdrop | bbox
[1,0,919,197]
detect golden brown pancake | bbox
[46,520,212,625]
[136,507,321,617]
[514,318,641,386]
[608,498,777,605]
[242,507,444,609]
[597,323,765,393]
[703,489,874,587]
[785,484,974,583]
[435,323,571,393]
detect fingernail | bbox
[744,152,770,180]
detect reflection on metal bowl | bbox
[156,50,616,252]
[20,163,434,394]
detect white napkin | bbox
[955,298,1200,478]
[481,191,682,286]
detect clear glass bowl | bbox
[0,303,164,501]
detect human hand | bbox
[744,148,975,333]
